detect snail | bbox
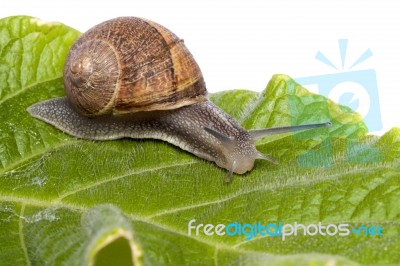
[28,17,330,182]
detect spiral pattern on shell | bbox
[64,17,207,117]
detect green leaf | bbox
[1,16,399,265]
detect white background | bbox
[1,0,399,134]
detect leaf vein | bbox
[55,160,198,202]
[18,203,32,266]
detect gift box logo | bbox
[292,39,382,167]
[295,39,382,132]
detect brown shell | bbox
[64,17,207,117]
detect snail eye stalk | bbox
[249,122,332,140]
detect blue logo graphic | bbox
[292,39,382,168]
[295,39,382,132]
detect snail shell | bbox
[64,17,207,117]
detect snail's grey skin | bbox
[28,98,330,182]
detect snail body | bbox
[28,17,330,181]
